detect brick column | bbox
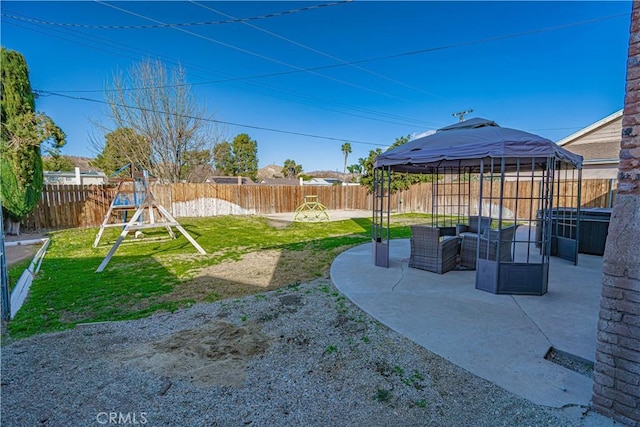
[592,2,640,425]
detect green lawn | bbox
[7,214,427,339]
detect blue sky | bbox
[1,1,632,173]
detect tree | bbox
[101,59,219,183]
[213,141,234,176]
[0,48,66,235]
[356,148,383,191]
[212,133,259,180]
[282,159,302,179]
[341,142,352,174]
[347,164,363,175]
[43,154,75,172]
[357,135,433,192]
[347,163,363,182]
[232,133,258,180]
[181,149,213,182]
[90,128,149,176]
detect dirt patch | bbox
[3,230,47,243]
[167,248,336,302]
[120,321,270,387]
[3,232,47,267]
[266,219,291,229]
[389,216,439,226]
[198,250,283,288]
[4,244,41,268]
[264,210,372,223]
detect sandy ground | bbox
[2,231,48,267]
[264,209,372,223]
[120,320,271,388]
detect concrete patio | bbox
[330,238,605,409]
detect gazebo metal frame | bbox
[373,119,583,295]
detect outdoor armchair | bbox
[460,224,519,269]
[409,225,459,274]
[456,215,493,236]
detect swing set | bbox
[93,164,205,272]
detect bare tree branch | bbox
[102,59,220,182]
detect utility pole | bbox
[453,109,473,122]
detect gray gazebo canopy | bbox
[374,118,582,172]
[371,118,583,296]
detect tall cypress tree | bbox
[212,134,258,181]
[0,47,65,235]
[232,133,258,181]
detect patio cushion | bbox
[409,225,459,274]
[460,224,519,269]
[456,216,493,235]
[469,216,493,234]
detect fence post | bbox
[607,178,614,208]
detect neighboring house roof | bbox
[207,176,254,185]
[259,178,300,186]
[303,177,342,186]
[557,110,623,164]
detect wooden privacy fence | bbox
[153,183,373,217]
[20,179,617,231]
[20,185,117,230]
[398,178,617,221]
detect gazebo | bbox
[372,118,583,295]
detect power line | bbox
[180,0,446,124]
[340,13,631,67]
[37,90,386,147]
[190,0,449,102]
[25,6,624,129]
[218,11,630,79]
[95,0,423,105]
[3,20,153,65]
[0,1,351,30]
[4,15,439,128]
[26,10,627,95]
[527,126,584,132]
[10,7,625,133]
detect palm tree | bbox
[282,159,302,179]
[341,142,352,174]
